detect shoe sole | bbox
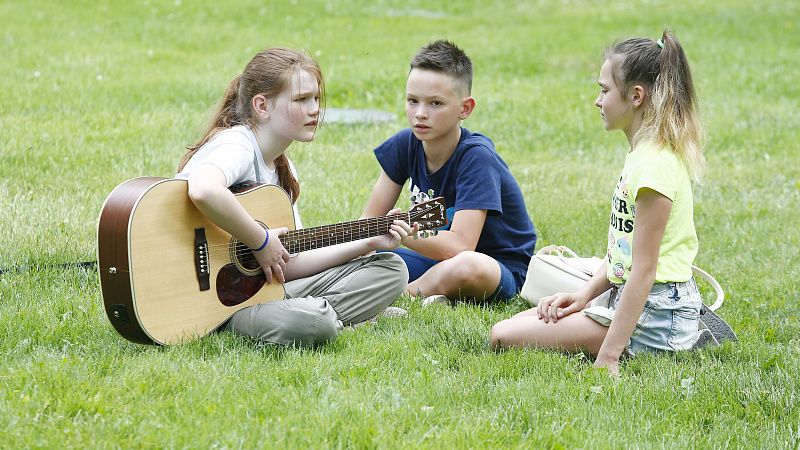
[691,329,718,350]
[699,305,738,343]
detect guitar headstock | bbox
[408,197,447,237]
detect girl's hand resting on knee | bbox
[367,208,419,251]
[537,292,591,323]
[253,227,290,284]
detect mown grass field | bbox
[1,0,798,448]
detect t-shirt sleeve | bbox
[177,131,254,187]
[454,145,503,214]
[203,143,253,186]
[373,130,411,185]
[634,152,683,202]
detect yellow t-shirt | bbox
[606,142,698,284]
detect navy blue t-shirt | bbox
[374,127,537,286]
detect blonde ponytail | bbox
[607,29,705,183]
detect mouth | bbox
[305,120,318,127]
[413,123,430,131]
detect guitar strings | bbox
[197,213,421,253]
[195,210,441,269]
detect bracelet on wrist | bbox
[251,230,269,252]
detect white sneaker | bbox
[380,306,408,318]
[421,295,450,307]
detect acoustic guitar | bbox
[97,177,446,345]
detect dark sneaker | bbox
[699,305,738,344]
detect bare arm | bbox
[186,164,290,283]
[595,188,672,373]
[402,208,486,260]
[577,260,612,304]
[362,169,484,260]
[285,207,414,280]
[286,171,411,280]
[538,260,612,322]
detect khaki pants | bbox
[224,252,407,347]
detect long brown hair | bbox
[178,48,325,203]
[606,29,705,182]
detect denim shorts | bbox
[583,278,702,355]
[390,248,520,302]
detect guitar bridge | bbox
[194,228,210,291]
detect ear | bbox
[459,96,476,120]
[630,85,646,108]
[251,94,270,118]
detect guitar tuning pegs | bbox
[427,189,435,198]
[432,230,438,236]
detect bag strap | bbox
[537,245,595,277]
[692,265,724,311]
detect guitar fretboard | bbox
[282,213,410,254]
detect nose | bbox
[594,93,602,108]
[308,98,319,116]
[414,105,427,119]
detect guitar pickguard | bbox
[216,263,266,306]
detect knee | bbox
[380,252,409,278]
[373,252,410,293]
[445,252,488,286]
[309,315,341,346]
[277,315,341,348]
[489,320,512,351]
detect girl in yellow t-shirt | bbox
[490,30,716,375]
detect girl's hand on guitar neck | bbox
[253,227,291,284]
[366,208,418,252]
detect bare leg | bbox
[489,312,608,355]
[512,307,539,318]
[406,251,501,299]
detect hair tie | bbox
[656,38,665,49]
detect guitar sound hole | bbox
[236,242,260,271]
[229,239,263,276]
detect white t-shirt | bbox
[176,125,303,228]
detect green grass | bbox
[2,0,799,448]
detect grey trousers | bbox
[223,252,407,347]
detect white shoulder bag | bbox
[519,245,724,311]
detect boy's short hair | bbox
[410,40,473,96]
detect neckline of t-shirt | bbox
[422,127,471,176]
[239,125,277,174]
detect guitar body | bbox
[97,177,294,345]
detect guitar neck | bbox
[282,213,410,254]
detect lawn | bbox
[1,0,798,448]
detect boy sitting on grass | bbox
[362,40,536,304]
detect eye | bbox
[431,101,442,106]
[407,98,418,104]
